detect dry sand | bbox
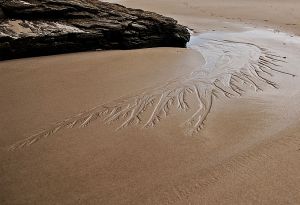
[1,0,300,204]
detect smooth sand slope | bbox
[1,0,300,204]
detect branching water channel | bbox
[9,30,296,151]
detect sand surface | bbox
[1,0,300,204]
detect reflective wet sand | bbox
[1,1,300,204]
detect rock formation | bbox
[0,0,190,60]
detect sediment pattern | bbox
[9,38,294,150]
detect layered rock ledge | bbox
[0,0,190,60]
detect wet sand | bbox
[112,0,300,35]
[1,0,300,204]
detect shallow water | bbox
[189,28,300,45]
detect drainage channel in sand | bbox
[9,28,298,151]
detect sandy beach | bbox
[1,0,300,204]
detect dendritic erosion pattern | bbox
[9,38,294,150]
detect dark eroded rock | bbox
[0,0,190,60]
